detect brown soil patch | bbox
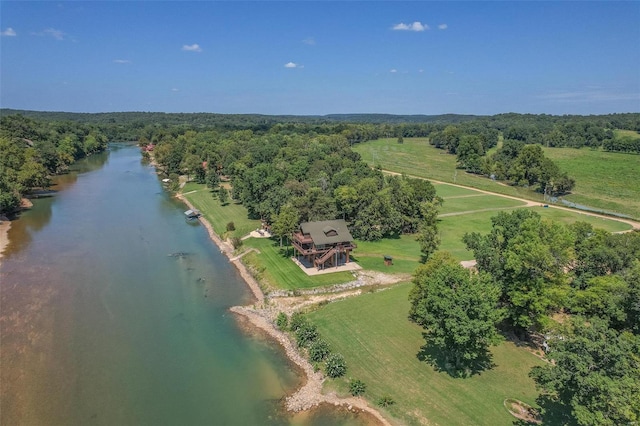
[504,398,542,424]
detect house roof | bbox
[300,219,354,245]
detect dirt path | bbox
[381,169,640,231]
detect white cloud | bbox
[182,43,202,52]
[1,27,16,37]
[390,69,398,73]
[32,28,65,40]
[43,28,64,40]
[285,62,303,68]
[171,88,179,92]
[302,37,315,45]
[438,24,448,30]
[113,59,131,64]
[392,21,429,32]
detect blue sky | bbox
[1,1,639,115]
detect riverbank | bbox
[175,192,393,426]
[0,217,10,266]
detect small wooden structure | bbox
[292,219,357,269]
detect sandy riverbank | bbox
[175,192,392,426]
[0,218,10,266]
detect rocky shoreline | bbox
[176,192,394,426]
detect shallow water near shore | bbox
[0,143,368,425]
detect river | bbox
[0,144,367,425]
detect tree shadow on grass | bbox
[533,395,576,426]
[416,334,496,378]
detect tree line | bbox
[5,108,638,151]
[0,114,108,214]
[409,209,640,424]
[147,127,441,247]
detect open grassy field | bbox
[181,183,260,238]
[241,238,355,290]
[613,129,640,140]
[543,147,640,219]
[353,138,546,201]
[308,283,544,426]
[439,194,527,215]
[433,183,484,198]
[352,235,421,274]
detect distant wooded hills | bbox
[0,109,481,125]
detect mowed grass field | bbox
[353,235,421,274]
[241,238,355,290]
[182,183,261,238]
[438,194,526,216]
[354,138,640,220]
[543,147,640,220]
[353,138,546,201]
[308,283,544,426]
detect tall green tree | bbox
[409,252,504,375]
[530,317,640,426]
[464,210,574,335]
[271,204,300,248]
[218,187,229,205]
[415,199,441,262]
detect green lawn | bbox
[535,206,632,232]
[439,194,527,215]
[241,238,355,290]
[543,147,640,220]
[352,235,421,274]
[353,138,546,201]
[181,183,260,238]
[434,183,484,198]
[308,283,544,426]
[613,129,640,140]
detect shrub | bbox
[276,312,288,330]
[295,322,319,348]
[308,339,330,362]
[349,379,367,396]
[324,353,347,378]
[226,221,235,232]
[376,396,395,407]
[168,173,180,192]
[230,236,243,250]
[289,312,306,331]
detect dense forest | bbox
[0,114,108,214]
[2,109,639,217]
[148,127,441,247]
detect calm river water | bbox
[0,144,367,426]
